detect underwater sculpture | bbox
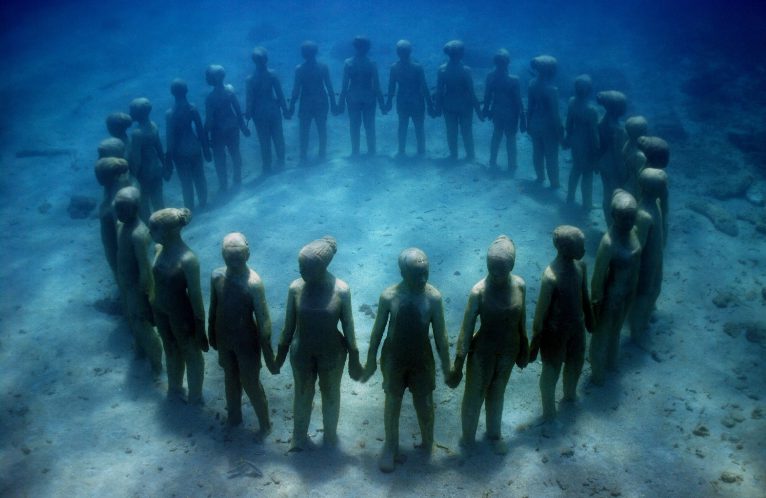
[98,137,127,161]
[361,248,452,473]
[204,65,250,192]
[105,112,133,163]
[622,116,649,197]
[166,79,211,211]
[246,47,288,174]
[482,49,526,174]
[274,236,363,451]
[596,90,628,223]
[589,190,641,385]
[113,186,163,375]
[529,226,593,420]
[563,75,600,208]
[95,155,131,278]
[287,41,337,164]
[526,55,563,188]
[628,168,667,345]
[434,40,483,162]
[338,36,384,156]
[129,97,169,220]
[209,233,275,437]
[637,136,670,244]
[384,39,432,157]
[149,208,208,404]
[448,235,528,454]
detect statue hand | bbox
[446,367,462,388]
[348,349,363,381]
[528,335,540,363]
[274,343,289,370]
[360,359,377,383]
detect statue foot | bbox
[289,436,317,452]
[378,444,397,473]
[458,435,475,456]
[166,387,186,404]
[490,437,508,455]
[226,412,243,427]
[323,432,339,448]
[254,423,272,443]
[414,439,433,453]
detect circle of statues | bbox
[95,37,671,473]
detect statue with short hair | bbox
[563,75,599,208]
[246,47,288,174]
[483,49,526,174]
[526,55,563,187]
[129,97,169,220]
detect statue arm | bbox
[482,74,493,117]
[208,274,218,350]
[516,279,529,368]
[340,287,363,380]
[322,64,338,110]
[530,270,554,361]
[433,69,444,113]
[165,111,175,164]
[372,62,384,108]
[467,70,482,116]
[431,294,452,377]
[362,293,390,380]
[230,92,249,134]
[273,74,289,114]
[515,80,526,132]
[133,229,154,300]
[448,288,478,387]
[580,261,594,333]
[274,285,297,368]
[183,254,209,351]
[384,66,396,110]
[191,108,211,159]
[590,238,611,321]
[252,277,276,373]
[244,77,254,121]
[289,68,301,114]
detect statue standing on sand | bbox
[448,236,528,454]
[338,36,384,156]
[166,79,211,211]
[209,233,275,438]
[637,136,670,245]
[589,190,641,385]
[628,169,666,346]
[129,97,169,220]
[529,226,593,420]
[95,155,131,278]
[621,116,649,197]
[526,55,563,188]
[361,248,452,473]
[563,75,600,208]
[273,236,363,451]
[434,40,483,162]
[114,186,163,376]
[596,90,628,223]
[106,112,133,163]
[383,40,432,158]
[246,47,288,174]
[482,49,526,174]
[204,65,250,192]
[287,41,337,165]
[149,208,208,403]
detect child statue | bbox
[273,236,363,450]
[204,65,250,192]
[246,47,288,174]
[637,136,670,245]
[209,233,275,438]
[448,235,528,454]
[596,90,628,223]
[287,41,337,164]
[482,49,526,174]
[361,248,452,472]
[95,155,131,278]
[529,226,593,420]
[113,186,163,375]
[149,208,208,403]
[338,36,384,156]
[563,75,600,208]
[621,116,649,197]
[434,40,483,162]
[105,112,133,163]
[589,190,641,385]
[129,97,169,220]
[526,55,563,187]
[383,40,432,157]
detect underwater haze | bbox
[1,0,765,496]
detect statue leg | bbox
[155,311,184,399]
[227,129,242,186]
[489,121,502,168]
[380,393,403,473]
[568,153,583,204]
[317,350,346,446]
[219,349,243,425]
[255,119,272,174]
[190,154,207,209]
[545,134,560,188]
[211,135,228,192]
[606,306,629,372]
[505,127,517,173]
[100,214,118,277]
[485,355,513,445]
[127,292,162,376]
[299,116,311,163]
[147,177,164,214]
[444,112,458,160]
[562,334,585,402]
[589,322,608,386]
[532,134,545,183]
[349,102,362,155]
[460,110,475,160]
[175,159,195,209]
[316,114,328,160]
[363,102,376,154]
[178,333,204,404]
[272,114,286,167]
[628,293,651,346]
[460,352,487,447]
[239,352,271,437]
[540,358,562,421]
[397,111,408,156]
[412,392,434,451]
[413,110,425,156]
[581,164,593,209]
[290,354,317,451]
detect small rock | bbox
[720,471,740,484]
[707,173,754,200]
[745,183,765,206]
[721,416,737,428]
[560,448,575,457]
[687,199,739,236]
[692,425,709,437]
[714,292,737,309]
[752,407,763,419]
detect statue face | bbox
[149,224,170,245]
[402,260,429,291]
[113,200,136,223]
[487,256,513,285]
[299,257,325,284]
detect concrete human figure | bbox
[526,55,563,187]
[637,136,670,245]
[563,75,600,208]
[529,226,594,421]
[434,40,483,162]
[209,233,275,437]
[129,97,169,220]
[273,236,363,451]
[149,208,208,403]
[166,79,211,211]
[287,41,337,164]
[113,186,163,376]
[95,156,131,278]
[361,248,452,473]
[448,235,528,454]
[596,90,628,223]
[628,169,666,346]
[589,190,641,385]
[338,36,384,156]
[98,137,127,161]
[246,47,288,174]
[383,40,432,157]
[204,65,250,192]
[482,49,526,174]
[106,112,133,163]
[622,116,648,197]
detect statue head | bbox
[298,236,337,283]
[106,112,132,138]
[610,190,638,232]
[301,40,318,60]
[353,36,371,55]
[486,235,516,285]
[639,168,668,201]
[222,232,250,268]
[97,137,126,159]
[553,225,585,261]
[149,207,192,244]
[170,79,188,98]
[398,247,429,291]
[113,186,141,223]
[637,136,669,168]
[597,90,627,117]
[396,39,412,59]
[531,55,557,78]
[574,74,592,98]
[94,156,128,186]
[443,40,465,60]
[252,46,268,66]
[625,116,648,141]
[205,64,226,86]
[493,48,510,69]
[129,97,152,122]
